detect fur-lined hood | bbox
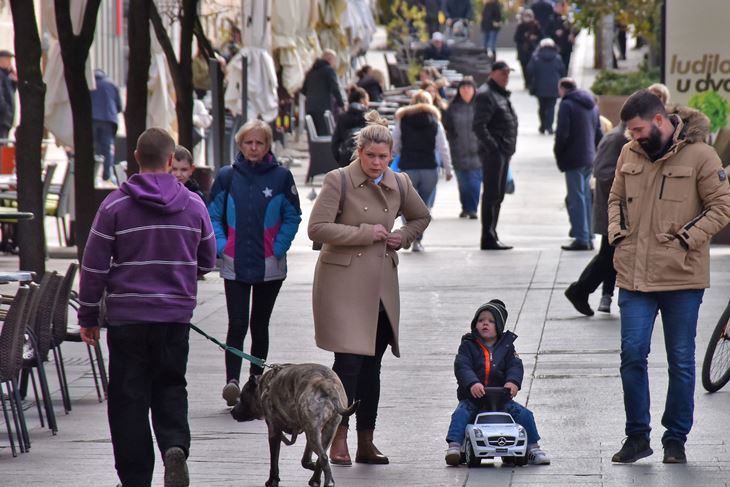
[668,104,710,143]
[395,102,441,122]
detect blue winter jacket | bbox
[554,89,603,172]
[208,152,301,283]
[454,330,524,402]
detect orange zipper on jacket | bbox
[476,341,492,385]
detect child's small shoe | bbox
[445,442,461,466]
[527,447,550,465]
[222,379,240,407]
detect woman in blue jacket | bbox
[208,120,302,406]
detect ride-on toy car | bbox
[462,387,528,467]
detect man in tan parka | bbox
[607,90,730,465]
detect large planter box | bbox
[597,95,629,127]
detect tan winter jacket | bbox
[308,161,431,357]
[608,115,730,292]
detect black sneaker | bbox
[565,283,594,316]
[663,439,686,464]
[163,447,189,487]
[611,435,653,463]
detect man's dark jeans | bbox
[618,289,704,444]
[572,235,616,297]
[107,323,190,487]
[93,120,117,180]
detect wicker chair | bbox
[20,272,63,434]
[0,286,31,456]
[50,263,79,412]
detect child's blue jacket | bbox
[454,330,524,402]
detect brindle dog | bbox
[231,363,358,487]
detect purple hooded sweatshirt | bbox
[78,173,217,327]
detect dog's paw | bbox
[308,479,321,487]
[265,477,280,487]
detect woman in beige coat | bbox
[309,111,431,465]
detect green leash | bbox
[189,323,269,369]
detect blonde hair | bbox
[234,120,273,149]
[355,111,392,154]
[647,83,671,105]
[411,90,433,106]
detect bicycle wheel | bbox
[701,301,730,393]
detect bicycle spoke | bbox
[709,337,730,383]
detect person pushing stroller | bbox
[445,300,550,466]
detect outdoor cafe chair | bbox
[305,114,339,183]
[0,285,31,456]
[19,272,62,435]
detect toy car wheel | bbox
[464,438,481,468]
[501,456,515,466]
[514,455,528,467]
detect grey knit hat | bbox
[470,299,508,336]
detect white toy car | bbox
[462,411,528,467]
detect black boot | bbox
[481,204,512,250]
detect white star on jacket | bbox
[262,187,273,198]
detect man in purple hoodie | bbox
[78,128,217,487]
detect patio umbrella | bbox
[271,0,319,96]
[224,47,278,122]
[147,29,177,138]
[42,0,95,148]
[315,0,348,76]
[341,0,376,56]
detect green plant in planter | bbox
[688,91,730,133]
[591,67,660,96]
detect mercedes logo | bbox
[497,437,507,446]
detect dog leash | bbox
[189,323,270,369]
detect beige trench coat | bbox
[308,161,431,357]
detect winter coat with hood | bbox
[78,173,217,328]
[303,58,344,113]
[526,46,565,98]
[554,88,603,172]
[91,70,122,125]
[331,103,367,167]
[608,113,730,292]
[443,96,481,171]
[393,102,453,176]
[473,78,519,159]
[454,328,524,403]
[208,152,302,283]
[592,123,627,235]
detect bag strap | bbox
[336,168,346,215]
[393,171,406,217]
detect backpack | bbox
[337,127,361,167]
[313,169,407,250]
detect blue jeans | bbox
[446,399,540,445]
[93,120,117,181]
[483,30,498,53]
[618,288,704,444]
[455,169,482,214]
[404,168,438,240]
[564,166,592,245]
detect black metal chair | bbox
[305,114,339,183]
[0,286,31,456]
[50,263,78,413]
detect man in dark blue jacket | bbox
[444,300,550,466]
[91,69,123,182]
[302,50,344,135]
[554,78,603,250]
[527,38,566,134]
[0,50,17,143]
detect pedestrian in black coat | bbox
[0,50,17,142]
[303,50,344,135]
[527,38,566,134]
[331,86,369,167]
[473,62,518,250]
[513,10,542,90]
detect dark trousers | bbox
[308,110,329,136]
[92,120,117,180]
[107,323,190,487]
[537,97,557,132]
[224,279,283,379]
[332,309,393,431]
[572,235,617,297]
[480,152,510,246]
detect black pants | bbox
[107,323,190,487]
[480,152,511,245]
[332,309,393,431]
[307,111,329,136]
[537,96,557,132]
[572,235,617,297]
[224,279,283,379]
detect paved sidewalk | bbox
[2,41,730,487]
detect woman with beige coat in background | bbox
[308,111,431,466]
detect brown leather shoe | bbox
[330,425,352,465]
[355,429,389,464]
